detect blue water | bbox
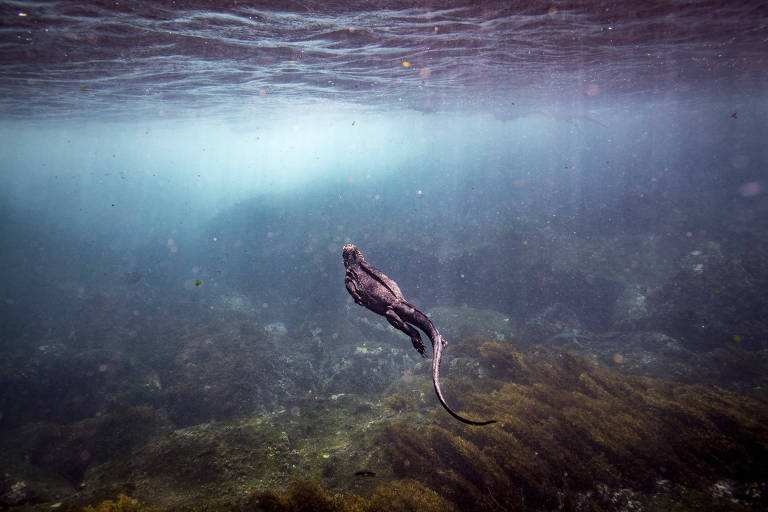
[1,1,767,509]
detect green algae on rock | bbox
[8,336,767,512]
[76,479,457,512]
[380,339,768,511]
[238,478,457,512]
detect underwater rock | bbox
[341,303,392,336]
[519,326,766,390]
[163,318,313,426]
[68,394,391,509]
[27,406,163,485]
[309,304,423,395]
[572,331,698,382]
[0,467,73,508]
[0,480,37,507]
[323,342,413,394]
[648,240,768,351]
[265,322,289,337]
[68,292,152,353]
[518,302,585,347]
[427,306,516,343]
[612,284,651,328]
[0,343,162,428]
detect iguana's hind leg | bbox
[385,309,426,357]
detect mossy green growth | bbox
[243,479,339,512]
[383,393,415,412]
[73,393,394,509]
[381,339,768,511]
[70,480,456,512]
[242,478,456,512]
[76,494,154,512]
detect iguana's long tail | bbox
[432,335,497,426]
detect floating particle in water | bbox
[195,280,201,287]
[731,155,750,169]
[738,181,763,197]
[402,61,411,68]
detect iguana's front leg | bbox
[345,275,363,305]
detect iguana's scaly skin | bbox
[343,244,496,426]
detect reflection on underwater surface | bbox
[1,0,766,120]
[1,0,768,510]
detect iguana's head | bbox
[342,244,363,268]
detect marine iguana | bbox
[342,243,496,426]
